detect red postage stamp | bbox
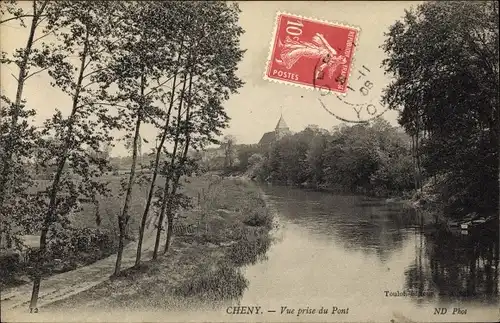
[264,12,360,94]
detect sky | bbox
[1,1,419,157]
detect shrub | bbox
[243,207,272,229]
[174,263,248,301]
[0,252,21,282]
[228,230,272,266]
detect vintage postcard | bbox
[0,1,498,323]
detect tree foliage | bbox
[251,119,414,197]
[1,0,244,309]
[381,1,499,217]
[151,1,244,257]
[0,0,53,251]
[221,134,237,170]
[26,0,126,309]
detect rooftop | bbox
[275,114,289,130]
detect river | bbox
[237,185,499,322]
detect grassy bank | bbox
[0,176,150,289]
[44,175,274,311]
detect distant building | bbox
[258,114,292,146]
[197,146,226,171]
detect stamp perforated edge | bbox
[262,11,362,97]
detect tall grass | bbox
[174,177,274,300]
[174,262,248,301]
[1,176,150,288]
[43,175,275,309]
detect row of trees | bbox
[192,134,243,173]
[249,119,415,197]
[228,1,497,221]
[216,1,498,222]
[0,0,244,311]
[381,1,498,218]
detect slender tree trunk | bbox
[415,113,422,192]
[163,74,193,254]
[134,38,185,265]
[411,134,417,192]
[0,0,48,225]
[152,74,188,260]
[134,71,179,266]
[114,74,145,276]
[29,21,88,311]
[152,142,178,260]
[93,196,101,226]
[164,133,191,254]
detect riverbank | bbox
[43,176,274,311]
[255,178,454,232]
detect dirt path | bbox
[1,212,165,315]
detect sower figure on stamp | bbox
[275,33,346,80]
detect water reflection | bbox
[258,185,499,307]
[265,186,413,262]
[405,223,499,305]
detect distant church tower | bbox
[258,112,292,146]
[275,113,291,140]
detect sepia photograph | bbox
[0,1,498,322]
